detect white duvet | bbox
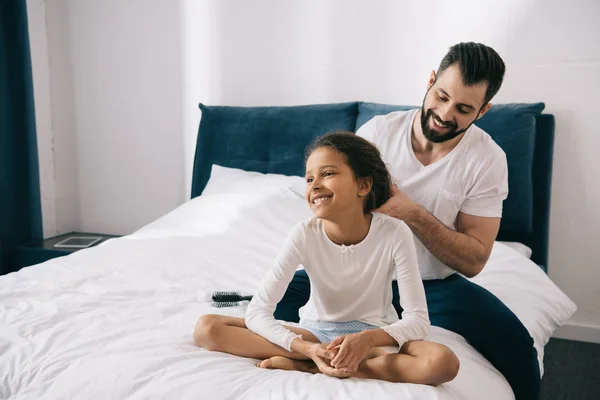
[0,187,576,399]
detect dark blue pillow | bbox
[355,102,416,131]
[356,102,545,234]
[191,103,358,198]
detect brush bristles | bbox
[210,301,241,308]
[213,291,240,297]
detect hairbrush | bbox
[210,291,253,307]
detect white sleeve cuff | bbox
[459,204,503,218]
[282,332,303,352]
[380,326,407,352]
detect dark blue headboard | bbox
[496,114,555,269]
[190,103,358,198]
[191,102,555,270]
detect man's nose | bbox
[437,103,454,123]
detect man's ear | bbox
[357,177,373,198]
[427,70,436,90]
[477,103,493,120]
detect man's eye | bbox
[457,108,469,114]
[438,96,448,102]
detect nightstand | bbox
[12,231,120,271]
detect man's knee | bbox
[473,302,536,358]
[421,346,460,385]
[193,314,222,350]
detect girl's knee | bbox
[193,314,222,349]
[422,346,460,385]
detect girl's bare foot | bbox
[256,356,318,373]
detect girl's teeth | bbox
[313,196,330,204]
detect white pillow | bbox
[497,241,533,258]
[202,165,306,198]
[472,242,577,374]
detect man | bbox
[275,42,540,399]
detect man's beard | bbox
[420,107,471,143]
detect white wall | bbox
[28,0,82,237]
[67,0,186,235]
[494,0,600,342]
[30,0,599,338]
[46,0,80,235]
[27,0,56,238]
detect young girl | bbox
[194,132,459,384]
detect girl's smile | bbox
[311,194,332,206]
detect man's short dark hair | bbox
[437,42,506,105]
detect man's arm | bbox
[375,186,500,277]
[407,205,500,277]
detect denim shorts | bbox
[300,319,377,343]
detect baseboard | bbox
[553,322,600,344]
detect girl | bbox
[194,132,459,384]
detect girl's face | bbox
[304,147,371,221]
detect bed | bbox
[0,102,576,399]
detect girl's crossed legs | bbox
[194,314,459,385]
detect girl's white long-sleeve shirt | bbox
[245,212,430,352]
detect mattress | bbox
[0,191,576,399]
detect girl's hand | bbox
[327,333,372,373]
[306,342,336,362]
[306,343,353,378]
[290,340,354,378]
[312,356,354,378]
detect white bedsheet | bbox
[0,192,576,400]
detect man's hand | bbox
[327,332,373,373]
[373,184,419,222]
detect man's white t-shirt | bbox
[357,109,509,280]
